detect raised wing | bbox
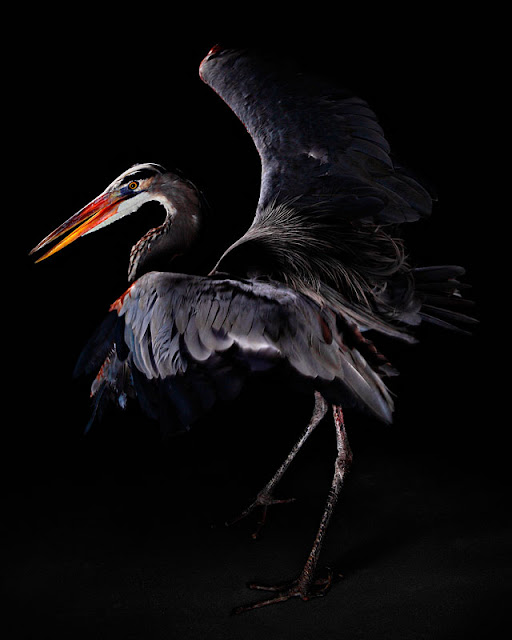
[198,47,436,335]
[199,47,431,224]
[76,272,394,432]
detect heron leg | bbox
[232,403,352,615]
[226,392,328,538]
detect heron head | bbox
[30,163,173,263]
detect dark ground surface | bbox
[4,342,507,640]
[5,17,506,640]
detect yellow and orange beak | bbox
[30,190,127,263]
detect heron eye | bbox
[128,181,138,190]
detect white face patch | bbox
[83,191,156,235]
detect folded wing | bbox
[76,272,394,432]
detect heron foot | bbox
[226,491,296,539]
[231,567,337,614]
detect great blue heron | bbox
[30,46,475,613]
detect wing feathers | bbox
[199,48,431,220]
[80,273,394,430]
[125,274,392,424]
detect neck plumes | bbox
[128,174,204,282]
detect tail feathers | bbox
[414,265,478,334]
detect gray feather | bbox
[104,272,395,425]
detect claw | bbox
[231,567,337,615]
[226,491,296,539]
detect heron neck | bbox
[127,198,214,281]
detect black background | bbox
[4,10,504,640]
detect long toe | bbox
[231,567,336,614]
[226,492,296,537]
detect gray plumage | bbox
[32,45,476,611]
[199,48,431,223]
[79,272,394,431]
[65,47,474,434]
[199,49,466,340]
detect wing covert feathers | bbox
[78,273,394,431]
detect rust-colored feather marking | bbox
[109,283,135,313]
